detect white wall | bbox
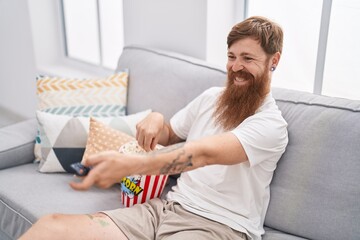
[123,0,242,68]
[206,0,237,69]
[123,0,207,60]
[0,0,37,121]
[28,0,64,67]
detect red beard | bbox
[213,67,270,130]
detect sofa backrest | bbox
[116,45,226,121]
[267,88,360,240]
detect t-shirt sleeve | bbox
[170,107,194,140]
[170,88,218,140]
[231,111,288,167]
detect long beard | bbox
[213,68,269,130]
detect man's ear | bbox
[271,52,281,67]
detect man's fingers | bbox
[143,135,155,152]
[70,164,98,191]
[137,133,145,150]
[69,172,97,191]
[69,181,87,191]
[150,135,160,150]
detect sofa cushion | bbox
[0,163,176,240]
[0,230,12,240]
[263,227,308,240]
[265,88,360,240]
[116,45,226,121]
[36,110,150,173]
[0,163,123,239]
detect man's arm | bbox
[144,132,248,175]
[70,132,247,190]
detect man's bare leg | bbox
[19,213,128,240]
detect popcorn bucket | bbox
[119,141,169,207]
[120,174,168,207]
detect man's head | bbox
[214,16,283,130]
[227,16,283,56]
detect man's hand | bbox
[69,151,143,191]
[136,112,166,151]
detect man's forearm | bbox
[154,142,196,175]
[137,132,248,176]
[137,142,204,176]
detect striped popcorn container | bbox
[119,141,168,207]
[120,174,168,207]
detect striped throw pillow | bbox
[36,71,128,117]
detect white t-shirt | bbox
[166,87,288,240]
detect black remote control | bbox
[70,162,91,176]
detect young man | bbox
[20,16,288,240]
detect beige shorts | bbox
[102,198,248,240]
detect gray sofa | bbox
[1,45,359,240]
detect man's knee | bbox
[37,213,63,222]
[34,213,68,231]
[19,213,70,240]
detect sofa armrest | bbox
[0,118,37,170]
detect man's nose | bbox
[231,61,244,72]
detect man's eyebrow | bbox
[227,51,256,57]
[240,52,256,57]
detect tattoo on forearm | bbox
[159,149,193,174]
[148,142,193,175]
[153,142,185,154]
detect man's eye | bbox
[244,57,253,62]
[227,55,235,60]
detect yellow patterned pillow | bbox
[36,71,128,117]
